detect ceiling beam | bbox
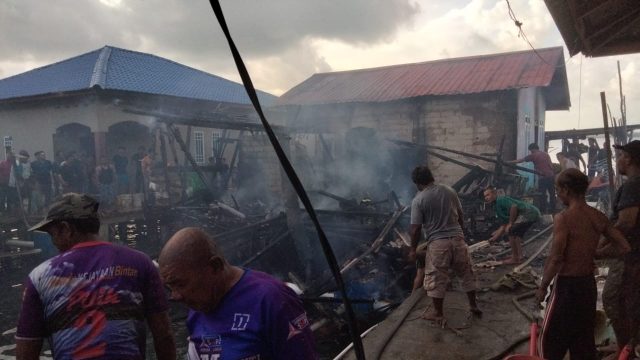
[588,9,640,54]
[577,0,615,20]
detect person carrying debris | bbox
[601,140,640,359]
[508,143,556,213]
[483,187,540,264]
[408,165,480,324]
[15,193,176,360]
[158,227,319,360]
[536,168,629,360]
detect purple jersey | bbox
[186,269,318,360]
[17,241,168,359]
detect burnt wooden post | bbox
[600,92,616,211]
[164,129,186,200]
[224,131,243,190]
[158,127,173,205]
[277,128,316,282]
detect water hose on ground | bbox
[367,290,425,360]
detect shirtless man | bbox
[536,169,630,360]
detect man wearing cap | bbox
[15,193,176,360]
[601,140,640,358]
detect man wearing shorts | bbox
[408,165,480,323]
[484,187,541,264]
[536,169,629,360]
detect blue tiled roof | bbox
[0,46,277,106]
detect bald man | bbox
[159,227,318,360]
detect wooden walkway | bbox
[342,265,536,360]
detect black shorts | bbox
[509,221,536,237]
[541,275,597,360]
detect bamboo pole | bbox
[600,92,616,211]
[617,61,628,143]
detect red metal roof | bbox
[277,47,569,107]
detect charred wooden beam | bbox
[124,107,284,132]
[388,138,542,176]
[426,148,490,172]
[158,128,173,205]
[166,123,214,194]
[340,207,408,274]
[545,124,640,141]
[313,190,358,210]
[241,230,291,267]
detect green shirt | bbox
[495,195,540,224]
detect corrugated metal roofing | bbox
[0,46,277,106]
[278,47,566,106]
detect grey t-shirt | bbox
[410,184,464,248]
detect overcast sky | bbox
[1,0,638,132]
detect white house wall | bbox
[0,100,99,159]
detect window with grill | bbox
[194,131,204,164]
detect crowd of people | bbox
[9,140,640,359]
[0,146,153,216]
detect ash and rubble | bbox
[0,112,536,358]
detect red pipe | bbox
[529,323,539,356]
[618,345,631,360]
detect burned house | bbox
[268,47,570,203]
[0,45,277,198]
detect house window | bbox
[212,131,221,159]
[3,136,12,159]
[194,131,204,164]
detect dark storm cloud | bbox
[0,0,419,82]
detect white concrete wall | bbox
[517,87,537,160]
[0,100,99,159]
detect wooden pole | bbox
[164,130,186,201]
[158,129,173,205]
[617,61,628,143]
[600,92,616,211]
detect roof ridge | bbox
[89,46,112,88]
[0,47,104,83]
[102,45,256,92]
[314,46,564,76]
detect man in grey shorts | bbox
[408,165,481,323]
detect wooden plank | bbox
[340,207,408,274]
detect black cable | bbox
[205,1,365,358]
